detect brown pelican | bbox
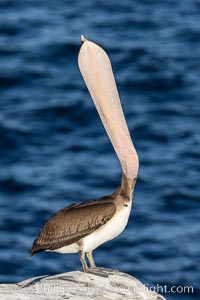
[30,36,139,272]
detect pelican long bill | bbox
[78,36,139,179]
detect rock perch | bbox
[0,269,166,300]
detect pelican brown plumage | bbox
[30,36,139,272]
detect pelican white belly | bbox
[81,201,132,252]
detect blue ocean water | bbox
[0,1,199,299]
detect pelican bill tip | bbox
[81,35,87,43]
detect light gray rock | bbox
[0,268,166,300]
